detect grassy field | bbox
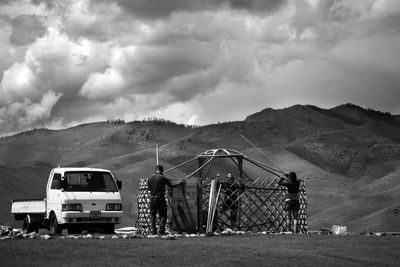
[1,234,400,266]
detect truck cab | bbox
[46,167,123,234]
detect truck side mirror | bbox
[116,180,122,190]
[60,178,67,190]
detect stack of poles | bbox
[206,179,221,233]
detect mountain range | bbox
[1,103,399,232]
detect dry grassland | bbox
[1,234,400,266]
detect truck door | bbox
[47,173,62,219]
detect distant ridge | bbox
[0,103,399,232]
[331,103,400,128]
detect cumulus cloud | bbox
[0,0,400,135]
[0,90,62,134]
[0,62,37,104]
[80,68,125,99]
[1,28,109,102]
[9,14,46,45]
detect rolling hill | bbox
[0,103,399,232]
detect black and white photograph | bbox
[0,0,400,266]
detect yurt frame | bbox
[137,148,307,234]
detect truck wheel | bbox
[49,213,62,234]
[23,215,39,234]
[103,224,115,234]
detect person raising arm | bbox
[278,171,300,233]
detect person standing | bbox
[221,173,243,228]
[278,171,301,233]
[147,164,183,235]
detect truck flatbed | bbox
[11,199,46,214]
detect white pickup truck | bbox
[11,167,123,234]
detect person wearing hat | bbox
[278,171,301,233]
[147,164,184,235]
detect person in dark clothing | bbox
[278,171,301,233]
[147,164,184,235]
[221,173,243,228]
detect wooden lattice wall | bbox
[201,177,307,233]
[137,177,307,234]
[136,179,152,234]
[136,178,197,234]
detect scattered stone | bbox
[221,228,234,235]
[12,228,23,236]
[23,232,38,239]
[0,226,11,236]
[82,234,94,239]
[281,231,293,235]
[375,232,387,236]
[41,234,51,240]
[2,225,397,241]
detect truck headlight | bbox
[62,203,82,211]
[106,203,122,211]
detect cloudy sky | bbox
[0,0,399,135]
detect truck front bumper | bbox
[60,211,123,224]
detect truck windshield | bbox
[63,171,118,192]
